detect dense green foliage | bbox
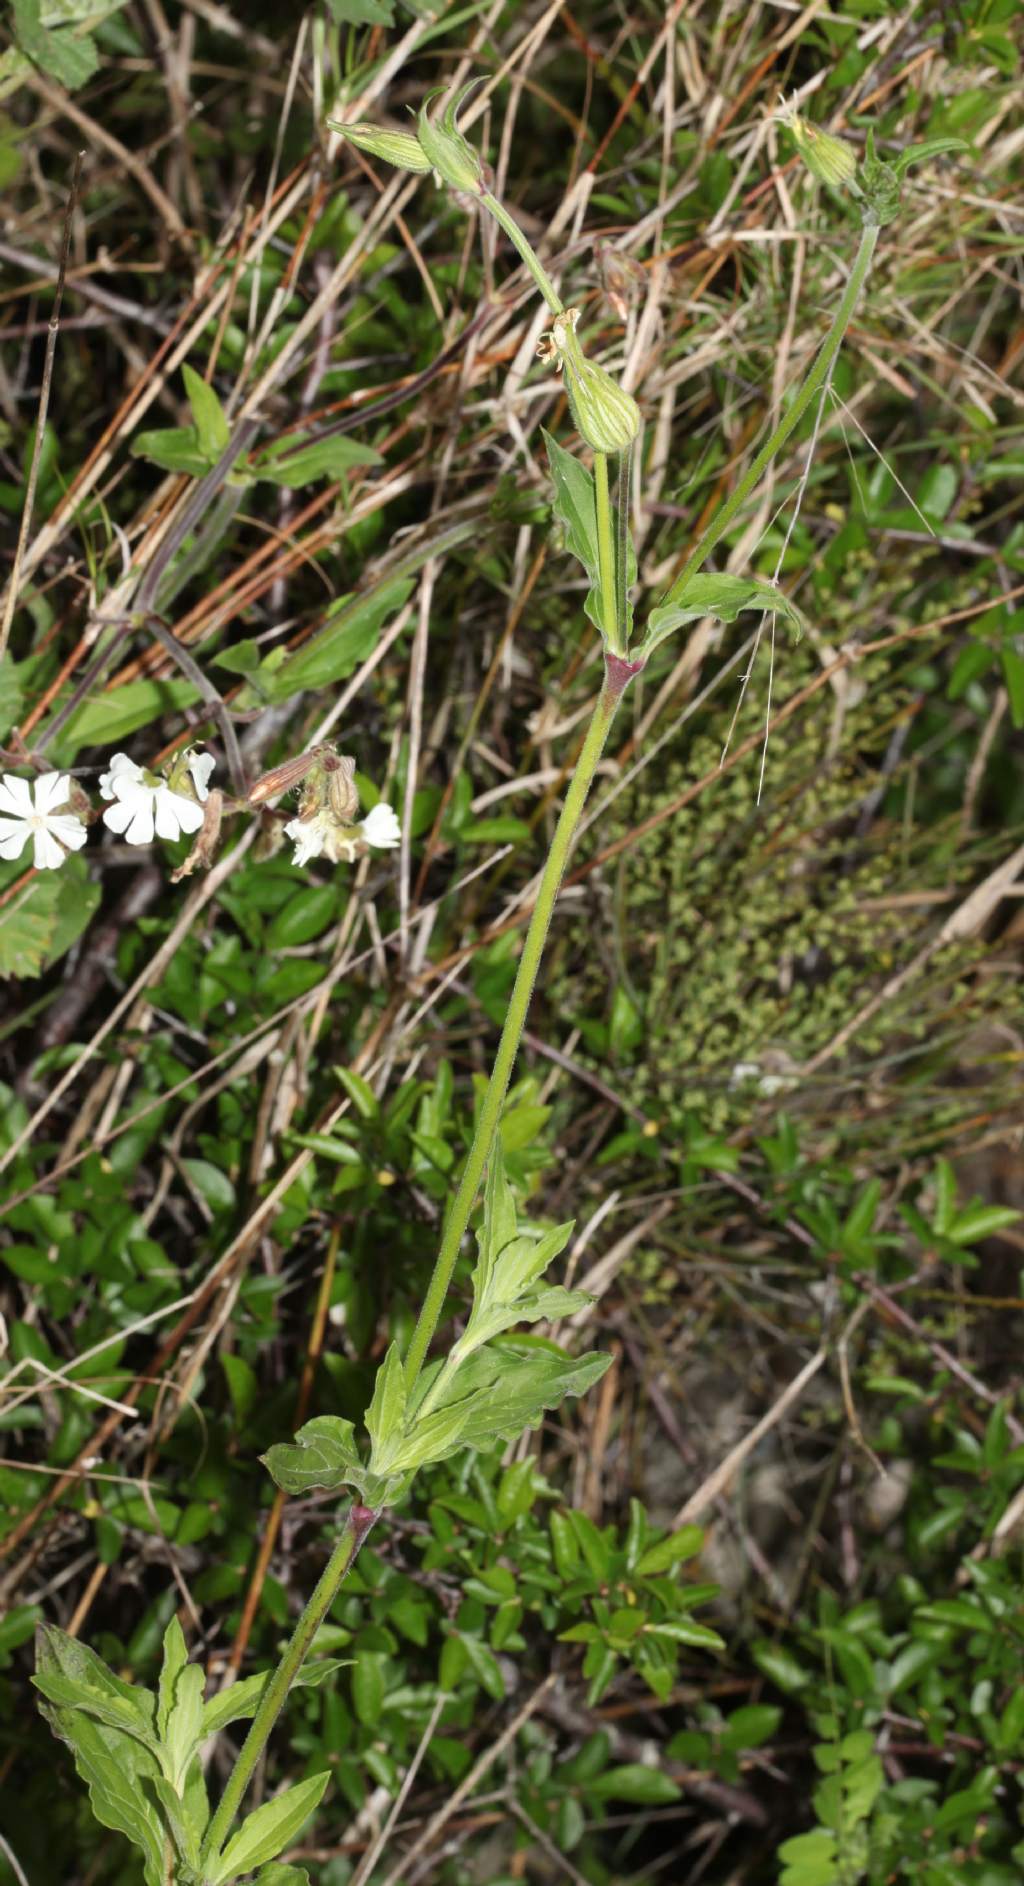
[1,1,1024,1882]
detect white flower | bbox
[283,801,401,869]
[360,803,401,850]
[0,772,88,871]
[99,751,205,846]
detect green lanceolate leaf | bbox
[251,432,382,489]
[33,1625,158,1749]
[131,425,214,476]
[253,1866,312,1885]
[157,1615,187,1739]
[0,869,63,979]
[455,1142,589,1359]
[258,577,414,701]
[210,1771,330,1883]
[891,136,968,181]
[152,1775,201,1868]
[544,431,636,639]
[156,1619,205,1786]
[11,0,99,89]
[32,1666,157,1743]
[372,1395,478,1475]
[643,574,801,658]
[365,1341,408,1475]
[200,1660,347,1739]
[35,1702,167,1886]
[182,362,230,459]
[55,677,200,755]
[430,1338,613,1453]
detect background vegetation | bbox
[1,1,1024,1881]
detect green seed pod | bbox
[329,120,432,175]
[416,84,485,195]
[547,309,641,454]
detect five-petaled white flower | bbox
[0,772,88,870]
[284,800,401,869]
[99,751,206,846]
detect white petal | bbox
[0,820,29,860]
[187,751,216,801]
[360,803,401,850]
[284,816,324,867]
[0,775,33,819]
[99,752,143,799]
[153,788,182,841]
[154,787,203,840]
[107,778,152,808]
[47,812,87,852]
[33,772,70,816]
[32,827,66,870]
[101,800,134,836]
[171,791,203,834]
[103,797,155,844]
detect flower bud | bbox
[788,115,858,191]
[416,84,486,195]
[543,309,641,455]
[329,120,432,175]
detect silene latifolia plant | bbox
[29,87,965,1886]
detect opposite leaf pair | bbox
[264,1143,610,1511]
[33,1620,341,1884]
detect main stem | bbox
[660,218,880,610]
[199,1502,376,1873]
[403,661,633,1394]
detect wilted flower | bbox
[100,751,207,846]
[285,801,401,869]
[540,308,641,454]
[0,772,88,870]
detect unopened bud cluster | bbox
[332,83,485,196]
[778,104,963,229]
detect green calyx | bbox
[416,83,486,195]
[545,309,641,455]
[788,115,858,192]
[328,119,432,175]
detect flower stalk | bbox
[402,651,637,1394]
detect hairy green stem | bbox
[480,191,563,314]
[403,658,638,1395]
[659,218,880,611]
[593,453,621,654]
[199,1503,376,1874]
[615,449,632,647]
